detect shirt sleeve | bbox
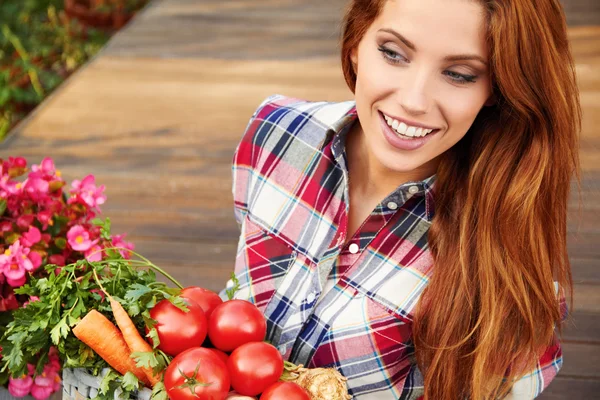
[220,95,281,300]
[231,94,280,228]
[503,281,568,399]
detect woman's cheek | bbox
[440,91,485,133]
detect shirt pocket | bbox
[232,215,297,312]
[309,288,417,396]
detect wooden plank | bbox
[0,57,351,149]
[563,310,600,343]
[572,284,600,313]
[539,376,600,399]
[571,257,600,284]
[567,233,600,258]
[560,342,600,378]
[561,0,600,27]
[103,0,346,59]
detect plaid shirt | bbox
[225,94,566,399]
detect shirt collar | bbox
[320,102,437,222]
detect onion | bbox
[225,391,257,400]
[281,362,351,400]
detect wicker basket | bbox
[62,369,152,400]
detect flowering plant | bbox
[0,156,133,399]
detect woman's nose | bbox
[399,71,430,116]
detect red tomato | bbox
[227,342,283,396]
[181,287,223,320]
[164,347,230,400]
[208,300,266,352]
[260,382,310,400]
[148,299,207,356]
[206,348,229,365]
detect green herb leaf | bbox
[131,351,158,370]
[122,371,140,392]
[146,328,160,349]
[226,272,241,300]
[100,369,119,395]
[151,381,168,400]
[125,283,152,303]
[168,295,189,312]
[50,316,69,345]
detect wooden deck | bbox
[1,0,598,398]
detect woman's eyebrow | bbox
[378,28,488,66]
[379,28,417,50]
[444,54,488,66]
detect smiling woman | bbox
[226,0,580,399]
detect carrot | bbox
[92,269,162,386]
[73,310,151,386]
[108,296,162,386]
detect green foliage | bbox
[0,1,145,140]
[226,272,241,300]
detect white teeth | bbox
[398,122,408,135]
[383,113,434,137]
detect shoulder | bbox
[238,94,355,161]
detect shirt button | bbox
[306,292,316,303]
[387,201,398,210]
[349,243,359,254]
[278,345,287,355]
[408,185,419,194]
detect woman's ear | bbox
[350,48,358,74]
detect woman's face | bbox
[351,0,493,177]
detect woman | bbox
[225,0,580,398]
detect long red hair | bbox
[340,0,581,398]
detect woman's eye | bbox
[377,44,478,85]
[444,70,477,85]
[378,46,407,64]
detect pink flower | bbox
[90,288,105,302]
[66,225,97,252]
[23,296,39,307]
[16,214,35,230]
[0,221,13,232]
[84,244,103,262]
[6,274,26,287]
[0,175,20,197]
[31,383,54,400]
[112,234,134,259]
[0,241,39,285]
[2,258,26,284]
[48,254,65,266]
[30,158,56,179]
[29,251,42,270]
[48,347,61,372]
[37,210,54,230]
[8,375,33,398]
[4,157,27,177]
[22,177,50,200]
[69,175,106,211]
[21,226,42,247]
[0,286,19,311]
[29,358,62,400]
